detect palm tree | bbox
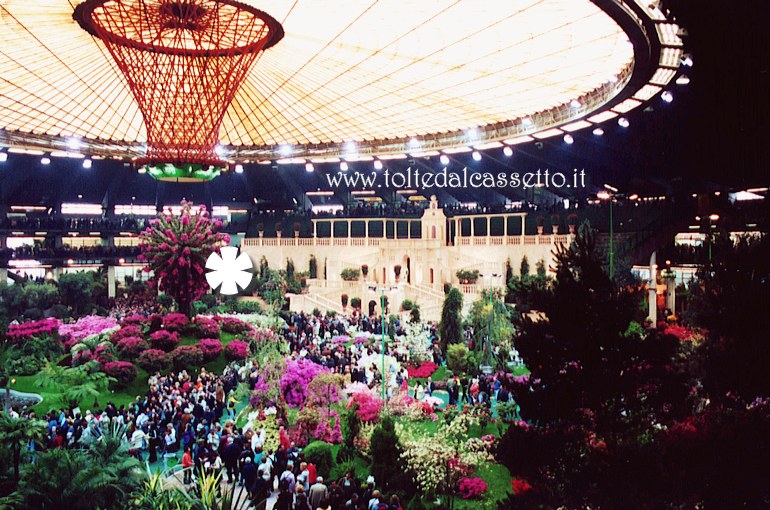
[0,413,46,482]
[37,361,115,409]
[0,342,19,412]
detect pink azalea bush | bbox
[198,338,224,361]
[345,385,384,422]
[313,417,343,444]
[116,336,149,359]
[191,316,220,338]
[331,335,350,345]
[216,316,253,334]
[139,201,229,316]
[224,340,251,361]
[59,316,117,343]
[169,345,204,369]
[251,327,279,343]
[406,361,439,379]
[458,477,488,499]
[6,318,59,344]
[103,361,138,386]
[110,325,144,344]
[137,349,170,372]
[119,314,149,329]
[149,330,181,352]
[280,359,329,408]
[162,313,189,332]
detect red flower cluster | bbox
[216,316,253,334]
[406,361,439,379]
[116,336,149,359]
[224,340,251,361]
[198,338,224,361]
[162,313,189,332]
[511,477,533,495]
[149,330,181,352]
[110,325,144,344]
[137,349,169,372]
[191,316,221,338]
[103,361,138,386]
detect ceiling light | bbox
[570,99,581,108]
[618,117,630,128]
[41,157,51,165]
[305,162,314,172]
[466,128,479,139]
[522,117,533,127]
[593,127,605,136]
[82,159,92,169]
[235,164,244,173]
[682,55,693,67]
[661,91,673,103]
[340,161,349,171]
[676,75,690,85]
[66,137,82,150]
[344,141,357,154]
[502,146,513,157]
[214,144,226,157]
[563,134,574,144]
[408,138,420,149]
[440,154,450,166]
[472,151,482,162]
[279,144,293,157]
[138,167,147,174]
[373,160,383,171]
[0,152,7,162]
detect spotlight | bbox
[305,162,314,172]
[408,138,420,149]
[340,161,349,171]
[661,91,673,103]
[0,152,7,162]
[466,128,479,139]
[138,167,147,174]
[66,137,82,151]
[83,159,92,169]
[570,99,581,108]
[608,75,618,83]
[618,117,630,128]
[214,144,226,157]
[472,151,482,162]
[279,144,293,157]
[593,127,605,136]
[235,164,244,173]
[41,157,51,165]
[67,259,74,265]
[682,55,693,67]
[502,146,513,157]
[440,154,450,166]
[522,117,533,127]
[118,258,125,265]
[344,141,357,154]
[374,160,383,171]
[563,134,574,144]
[676,75,690,86]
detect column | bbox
[331,221,335,239]
[347,220,351,239]
[407,221,411,239]
[108,265,117,299]
[312,221,317,239]
[486,215,491,244]
[365,220,369,239]
[470,217,475,237]
[648,251,657,324]
[521,216,526,240]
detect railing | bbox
[243,235,572,249]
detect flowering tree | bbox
[139,201,229,316]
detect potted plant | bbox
[456,269,480,284]
[341,293,349,310]
[293,222,301,238]
[361,264,369,279]
[536,215,545,235]
[340,268,361,281]
[257,223,264,238]
[550,214,560,234]
[567,214,578,234]
[350,296,361,310]
[394,264,402,281]
[275,222,282,238]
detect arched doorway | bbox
[430,267,434,284]
[368,300,377,317]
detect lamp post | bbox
[598,184,619,280]
[708,214,719,262]
[380,287,387,403]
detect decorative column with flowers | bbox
[139,200,229,317]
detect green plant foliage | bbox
[447,344,473,374]
[456,269,480,284]
[58,272,95,316]
[340,267,361,281]
[303,441,334,479]
[439,287,463,352]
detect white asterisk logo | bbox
[205,246,254,295]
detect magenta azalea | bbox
[458,477,488,499]
[6,318,59,344]
[59,316,117,343]
[149,330,181,352]
[224,340,250,361]
[198,338,224,361]
[280,359,329,408]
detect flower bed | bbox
[198,338,224,361]
[110,325,144,344]
[59,316,118,343]
[224,340,250,361]
[149,330,181,352]
[407,361,439,379]
[6,318,59,344]
[216,316,253,334]
[162,313,189,333]
[190,316,220,338]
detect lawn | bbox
[13,332,239,416]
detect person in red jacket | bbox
[182,447,194,485]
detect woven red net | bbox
[74,0,283,168]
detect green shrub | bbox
[350,297,361,310]
[400,299,414,311]
[303,441,333,478]
[447,344,472,374]
[340,268,361,281]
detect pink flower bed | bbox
[251,327,278,343]
[6,318,59,343]
[314,417,343,444]
[116,336,150,359]
[163,313,189,332]
[280,359,329,408]
[406,361,438,379]
[103,361,138,386]
[216,316,253,334]
[346,387,384,422]
[149,330,181,352]
[198,338,224,361]
[59,316,117,343]
[224,340,251,361]
[458,477,488,499]
[119,314,148,328]
[137,349,169,372]
[191,316,220,338]
[110,325,144,344]
[331,335,350,345]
